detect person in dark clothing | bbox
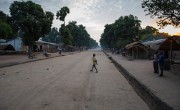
[58,47,62,55]
[43,50,49,57]
[153,52,159,74]
[158,52,164,77]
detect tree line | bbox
[0,1,98,51]
[100,15,163,49]
[100,0,180,49]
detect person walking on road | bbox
[90,54,98,73]
[158,52,164,77]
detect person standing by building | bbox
[153,51,159,74]
[90,54,98,73]
[158,52,164,77]
[58,47,62,55]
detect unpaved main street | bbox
[0,51,149,110]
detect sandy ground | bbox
[109,53,180,110]
[0,51,149,110]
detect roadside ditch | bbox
[103,51,173,110]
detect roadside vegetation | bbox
[100,0,180,49]
[0,1,98,51]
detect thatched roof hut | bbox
[159,36,180,51]
[125,42,149,59]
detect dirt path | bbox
[0,51,149,110]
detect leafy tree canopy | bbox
[59,24,73,45]
[0,11,13,40]
[100,15,141,49]
[0,11,9,23]
[9,1,54,46]
[66,21,79,46]
[60,21,98,48]
[56,6,70,25]
[142,0,180,28]
[56,7,98,48]
[0,19,13,39]
[139,26,159,41]
[42,27,62,44]
[140,26,158,36]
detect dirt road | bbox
[0,51,149,110]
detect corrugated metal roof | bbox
[35,40,60,46]
[0,39,6,43]
[142,39,166,46]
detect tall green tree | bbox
[142,0,180,28]
[57,6,72,45]
[66,21,79,46]
[0,11,9,23]
[59,24,73,45]
[41,11,54,36]
[100,15,141,49]
[0,10,14,40]
[56,6,70,25]
[139,26,158,41]
[56,7,98,48]
[9,1,53,49]
[0,19,13,40]
[42,27,62,43]
[66,21,98,48]
[142,26,158,34]
[100,24,114,49]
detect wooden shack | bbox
[158,36,180,71]
[125,42,149,59]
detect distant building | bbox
[0,44,15,51]
[0,37,25,51]
[158,36,180,64]
[0,39,6,43]
[35,38,63,53]
[125,42,149,59]
[125,35,167,60]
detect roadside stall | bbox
[158,36,180,71]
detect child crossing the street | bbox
[90,53,98,73]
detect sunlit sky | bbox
[0,0,179,43]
